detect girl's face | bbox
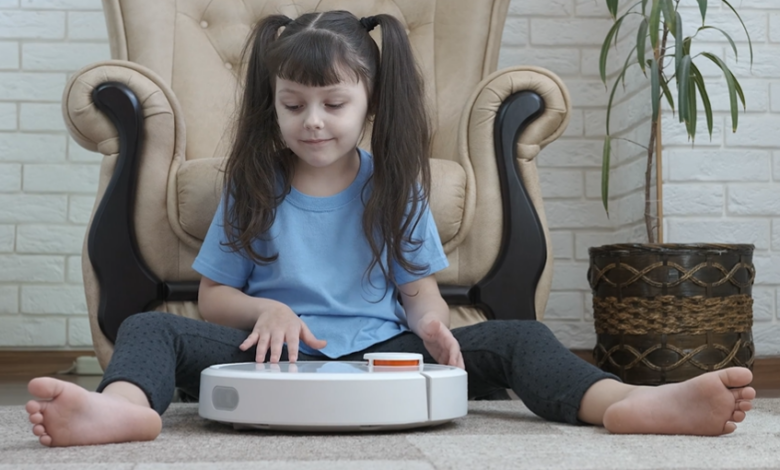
[275,76,369,174]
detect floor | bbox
[2,374,778,407]
[0,375,103,406]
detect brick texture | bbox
[0,0,776,354]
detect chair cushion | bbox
[175,158,467,251]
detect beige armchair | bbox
[63,0,571,369]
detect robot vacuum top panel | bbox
[199,353,468,431]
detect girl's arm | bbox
[198,276,326,362]
[198,276,282,330]
[400,275,450,330]
[400,275,465,368]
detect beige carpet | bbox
[1,400,779,469]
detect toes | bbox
[732,410,746,423]
[719,367,753,389]
[32,424,46,437]
[722,422,737,434]
[731,386,757,401]
[25,400,41,415]
[27,377,63,400]
[737,400,753,412]
[28,412,43,425]
[39,434,52,447]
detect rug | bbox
[1,400,779,469]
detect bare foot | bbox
[603,367,755,436]
[25,377,162,447]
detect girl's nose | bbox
[303,109,324,130]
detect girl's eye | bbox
[326,103,344,109]
[284,105,301,111]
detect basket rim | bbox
[589,243,755,257]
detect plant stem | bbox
[645,119,657,243]
[646,24,671,243]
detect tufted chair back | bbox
[64,0,571,368]
[106,1,502,165]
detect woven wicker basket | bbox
[588,244,755,385]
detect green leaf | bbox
[642,0,650,15]
[698,26,739,61]
[678,55,692,125]
[661,0,675,33]
[700,52,739,131]
[637,18,649,73]
[660,76,676,113]
[723,0,754,66]
[696,0,707,22]
[621,45,638,87]
[599,15,626,85]
[686,73,698,139]
[601,136,611,215]
[683,36,691,56]
[607,0,618,18]
[651,57,660,123]
[690,62,713,139]
[674,12,683,73]
[649,0,662,50]
[605,51,635,135]
[733,73,746,109]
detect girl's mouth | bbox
[302,139,332,145]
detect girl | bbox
[25,11,754,447]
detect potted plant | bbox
[588,0,756,385]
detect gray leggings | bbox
[97,311,618,425]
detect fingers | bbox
[453,350,465,369]
[245,327,309,364]
[445,341,465,369]
[239,332,258,351]
[287,339,299,364]
[269,333,286,363]
[255,332,271,363]
[300,322,327,350]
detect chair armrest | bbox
[458,66,571,321]
[62,60,186,158]
[463,66,570,162]
[62,61,187,362]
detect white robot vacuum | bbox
[199,353,468,431]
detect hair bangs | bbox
[272,31,363,87]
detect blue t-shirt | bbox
[192,149,449,358]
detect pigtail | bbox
[222,15,294,263]
[362,14,432,290]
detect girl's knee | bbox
[116,311,175,339]
[467,319,553,337]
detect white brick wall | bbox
[502,0,780,357]
[0,0,777,357]
[660,2,780,357]
[0,0,104,348]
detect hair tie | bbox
[360,16,379,32]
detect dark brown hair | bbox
[223,10,432,291]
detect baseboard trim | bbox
[1,350,778,390]
[571,350,780,390]
[0,350,96,378]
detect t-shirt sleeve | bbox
[393,201,449,286]
[191,195,254,289]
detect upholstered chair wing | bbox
[64,0,571,368]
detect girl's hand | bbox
[239,302,327,363]
[417,316,465,369]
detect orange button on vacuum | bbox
[371,359,420,367]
